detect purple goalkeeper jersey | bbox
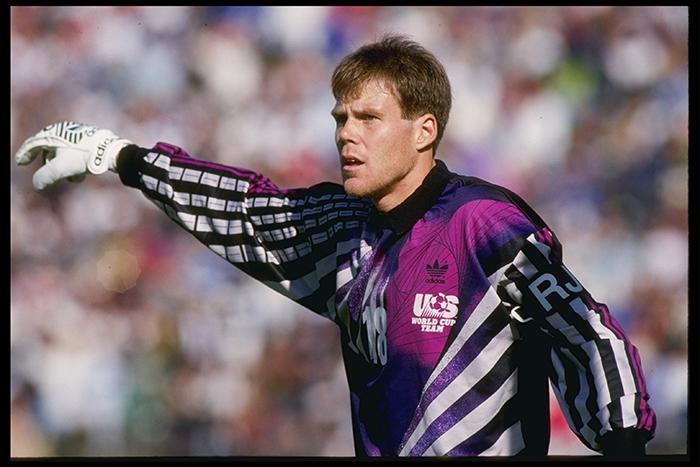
[117,142,655,456]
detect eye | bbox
[332,114,346,127]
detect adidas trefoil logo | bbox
[426,259,448,284]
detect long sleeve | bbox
[485,202,656,452]
[116,142,372,319]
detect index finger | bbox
[14,135,63,165]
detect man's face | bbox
[332,79,424,210]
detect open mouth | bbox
[342,157,363,167]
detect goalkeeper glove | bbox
[14,121,133,190]
[599,428,649,458]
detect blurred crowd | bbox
[10,6,687,456]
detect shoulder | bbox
[443,173,548,232]
[431,173,549,258]
[436,173,550,265]
[447,173,521,207]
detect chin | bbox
[342,179,371,198]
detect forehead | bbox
[334,78,400,110]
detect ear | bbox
[414,114,438,153]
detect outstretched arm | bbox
[15,121,372,320]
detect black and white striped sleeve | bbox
[116,142,371,319]
[489,220,656,452]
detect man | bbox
[15,35,655,457]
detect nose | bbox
[337,119,358,147]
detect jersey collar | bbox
[370,159,452,235]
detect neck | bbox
[373,157,436,212]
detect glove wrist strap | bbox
[87,138,133,174]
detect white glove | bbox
[14,121,133,190]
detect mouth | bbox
[341,156,364,168]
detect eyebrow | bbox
[331,106,383,120]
